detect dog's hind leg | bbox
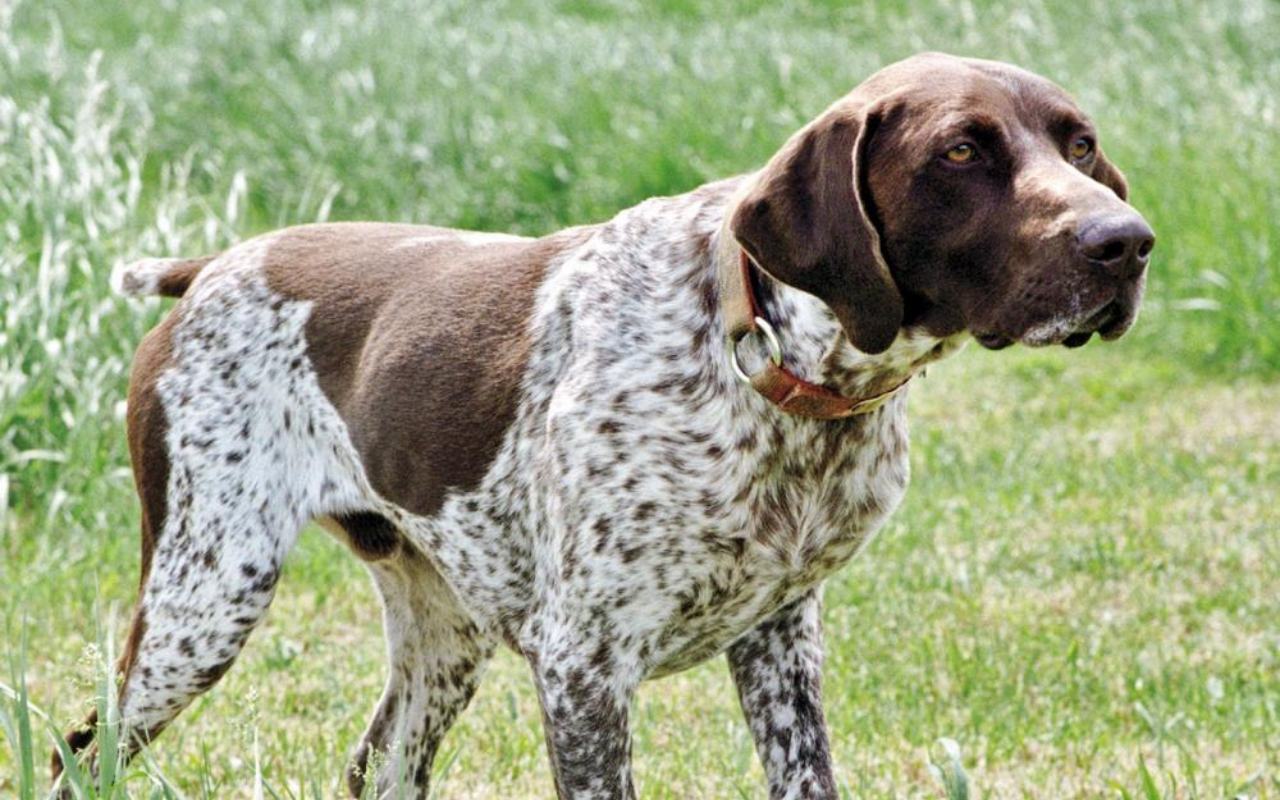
[58,325,312,780]
[54,316,187,780]
[57,252,343,779]
[345,544,494,798]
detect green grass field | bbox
[2,0,1277,797]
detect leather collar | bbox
[720,248,911,419]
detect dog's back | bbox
[114,222,597,515]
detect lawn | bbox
[1,0,1277,797]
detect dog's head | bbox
[732,52,1153,354]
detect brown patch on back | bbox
[264,222,592,517]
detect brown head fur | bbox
[732,52,1152,352]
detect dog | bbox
[59,52,1153,798]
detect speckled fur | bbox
[90,177,963,799]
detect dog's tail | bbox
[111,254,217,298]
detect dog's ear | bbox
[731,101,902,355]
[1092,147,1129,202]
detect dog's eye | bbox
[944,143,978,164]
[1068,137,1094,161]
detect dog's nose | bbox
[1077,214,1155,279]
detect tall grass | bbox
[1,630,178,799]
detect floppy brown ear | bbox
[730,101,902,355]
[1093,147,1129,201]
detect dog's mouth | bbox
[975,297,1137,351]
[1060,301,1122,348]
[974,331,1014,350]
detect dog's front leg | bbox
[727,588,837,800]
[527,631,639,800]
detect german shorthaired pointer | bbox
[61,52,1153,798]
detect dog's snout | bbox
[1077,214,1155,279]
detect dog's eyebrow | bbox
[934,113,1006,145]
[1043,107,1092,139]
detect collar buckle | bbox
[727,316,782,385]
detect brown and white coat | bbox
[61,53,1152,799]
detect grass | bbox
[0,0,1277,796]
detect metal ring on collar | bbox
[728,316,783,384]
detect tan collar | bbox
[720,248,911,419]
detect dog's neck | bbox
[710,226,967,406]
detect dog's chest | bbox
[512,354,912,672]
[629,403,912,674]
